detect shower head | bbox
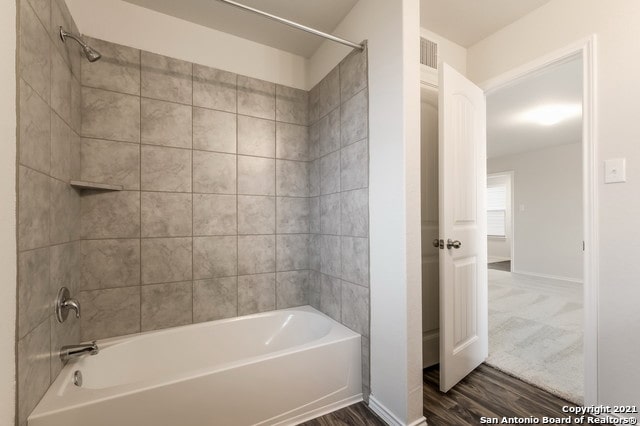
[59,27,102,62]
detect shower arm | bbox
[214,0,365,51]
[59,27,88,48]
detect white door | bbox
[438,63,488,392]
[421,86,440,368]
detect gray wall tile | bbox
[341,189,369,237]
[51,50,72,123]
[320,193,341,235]
[308,270,321,310]
[238,235,275,275]
[18,247,50,339]
[82,87,140,143]
[141,237,192,284]
[277,197,309,234]
[50,0,81,77]
[81,138,140,190]
[341,237,369,287]
[141,98,192,149]
[193,151,236,194]
[141,145,192,192]
[193,108,236,153]
[141,51,192,104]
[80,239,140,291]
[49,178,78,244]
[81,37,140,95]
[276,234,309,271]
[309,234,321,271]
[27,0,50,31]
[309,159,320,197]
[341,282,369,336]
[193,65,236,113]
[193,277,238,322]
[238,195,275,235]
[276,270,309,309]
[79,286,141,340]
[51,113,71,182]
[238,115,275,158]
[141,281,192,331]
[18,167,50,251]
[276,85,308,125]
[19,80,50,173]
[340,49,367,101]
[70,78,81,133]
[20,0,51,104]
[309,121,320,160]
[320,274,341,321]
[17,319,50,426]
[50,242,80,294]
[320,235,341,277]
[320,151,340,195]
[193,194,236,236]
[341,89,368,147]
[238,156,275,196]
[276,160,308,197]
[341,139,368,191]
[309,197,320,234]
[238,76,275,120]
[317,67,340,120]
[238,273,275,315]
[141,192,193,237]
[276,122,308,161]
[193,236,237,279]
[80,190,140,239]
[319,107,340,157]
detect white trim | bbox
[480,35,599,406]
[511,270,583,284]
[272,394,363,426]
[368,396,428,426]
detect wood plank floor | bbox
[488,260,511,271]
[304,364,593,425]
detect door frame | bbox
[480,35,598,405]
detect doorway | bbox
[485,55,584,403]
[419,37,597,405]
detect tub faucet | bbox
[60,341,99,362]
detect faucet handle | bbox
[56,287,81,323]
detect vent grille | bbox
[420,37,438,69]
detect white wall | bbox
[487,173,512,263]
[0,0,16,423]
[309,1,424,424]
[489,144,582,281]
[65,0,309,89]
[468,0,640,414]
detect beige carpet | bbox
[487,269,584,404]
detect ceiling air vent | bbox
[420,37,438,69]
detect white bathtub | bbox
[29,306,362,426]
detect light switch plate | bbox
[605,158,626,183]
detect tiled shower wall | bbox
[76,37,313,340]
[307,49,370,398]
[16,0,83,424]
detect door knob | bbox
[433,239,444,249]
[446,239,462,249]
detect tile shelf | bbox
[70,180,124,191]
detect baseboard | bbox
[488,256,510,263]
[368,396,428,426]
[512,269,583,284]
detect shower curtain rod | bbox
[214,0,365,51]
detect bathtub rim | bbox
[30,305,362,420]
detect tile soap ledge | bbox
[70,180,124,191]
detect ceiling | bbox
[123,0,358,58]
[420,0,552,47]
[487,56,583,159]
